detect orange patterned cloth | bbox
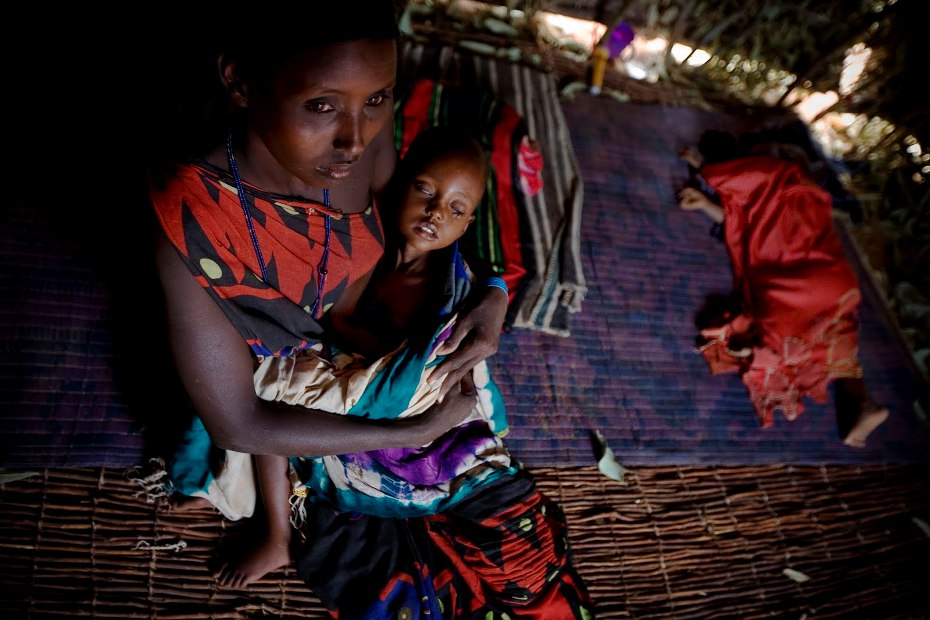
[699,156,863,427]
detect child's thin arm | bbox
[322,266,388,357]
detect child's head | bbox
[217,3,399,188]
[394,127,489,253]
[698,130,743,165]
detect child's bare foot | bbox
[169,494,212,512]
[842,404,889,448]
[216,535,291,588]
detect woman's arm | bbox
[155,229,473,456]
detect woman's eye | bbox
[306,100,334,113]
[367,93,388,106]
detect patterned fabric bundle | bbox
[254,248,514,519]
[269,250,592,615]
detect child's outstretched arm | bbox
[322,266,392,359]
[678,187,724,223]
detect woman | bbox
[149,4,592,616]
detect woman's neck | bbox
[206,132,372,213]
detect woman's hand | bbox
[431,285,507,399]
[410,375,478,445]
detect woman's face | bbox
[397,152,483,254]
[245,38,397,189]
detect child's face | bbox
[245,39,396,189]
[397,153,483,253]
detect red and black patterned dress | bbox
[151,160,385,359]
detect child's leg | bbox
[217,454,294,587]
[835,377,889,448]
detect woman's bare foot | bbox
[168,493,212,512]
[842,404,889,448]
[216,535,291,588]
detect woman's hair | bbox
[220,2,400,79]
[747,141,816,176]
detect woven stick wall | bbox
[1,464,928,619]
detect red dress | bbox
[697,156,863,427]
[150,161,385,358]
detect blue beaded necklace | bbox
[226,131,332,318]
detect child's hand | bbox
[678,147,703,169]
[677,187,725,224]
[678,187,711,211]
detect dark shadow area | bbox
[3,13,222,466]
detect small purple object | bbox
[606,21,635,59]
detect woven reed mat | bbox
[2,464,928,619]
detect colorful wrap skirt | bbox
[167,249,594,617]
